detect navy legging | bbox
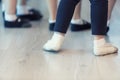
[54,0,108,35]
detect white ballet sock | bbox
[17,5,29,15]
[107,20,110,26]
[49,19,56,23]
[71,19,84,25]
[43,32,65,52]
[94,38,118,56]
[5,13,17,21]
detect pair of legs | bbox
[47,0,81,22]
[2,0,42,28]
[44,0,118,56]
[46,0,91,31]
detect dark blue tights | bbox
[54,0,108,35]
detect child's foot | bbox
[70,19,91,31]
[94,39,118,56]
[43,33,64,52]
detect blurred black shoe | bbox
[70,20,91,31]
[4,17,31,28]
[18,9,43,21]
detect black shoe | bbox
[18,9,43,21]
[49,23,55,31]
[4,18,32,28]
[105,26,109,35]
[106,27,109,33]
[70,20,91,31]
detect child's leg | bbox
[46,0,57,31]
[71,1,91,31]
[54,0,80,33]
[108,0,116,25]
[90,0,118,55]
[72,2,81,20]
[43,0,80,52]
[5,0,17,18]
[105,0,116,33]
[47,0,57,22]
[17,0,29,15]
[17,0,42,21]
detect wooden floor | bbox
[0,0,120,80]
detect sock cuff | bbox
[49,19,56,23]
[71,19,83,24]
[5,13,17,21]
[94,38,106,46]
[52,32,65,41]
